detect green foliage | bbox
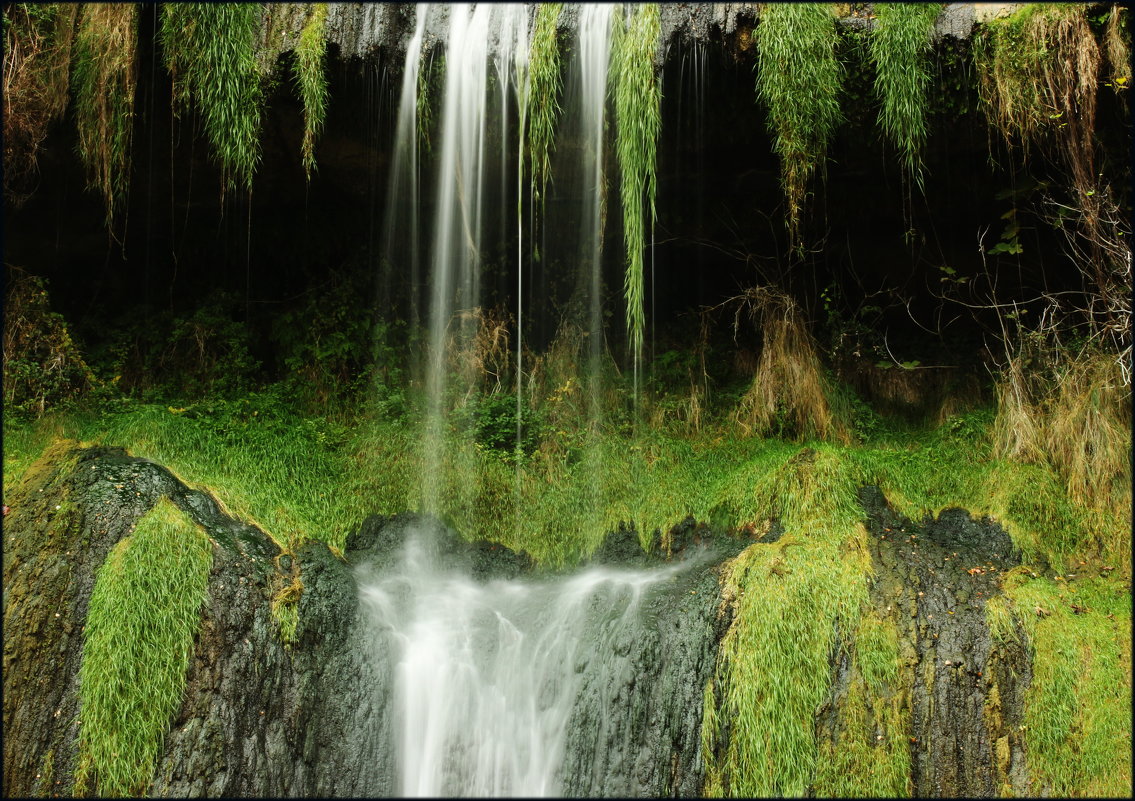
[755,3,843,250]
[527,3,564,207]
[702,447,871,796]
[74,498,212,797]
[611,3,661,372]
[998,571,1132,797]
[292,4,329,181]
[973,3,1098,161]
[271,271,372,412]
[72,3,138,225]
[468,392,544,457]
[91,293,261,402]
[3,268,98,417]
[160,3,264,191]
[869,3,941,185]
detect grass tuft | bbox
[729,286,850,444]
[160,2,264,191]
[292,3,329,181]
[527,3,564,209]
[2,3,79,207]
[611,3,662,380]
[994,342,1132,564]
[869,3,941,186]
[72,2,138,225]
[74,498,212,797]
[755,3,843,250]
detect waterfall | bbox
[381,4,429,332]
[576,4,616,538]
[357,524,712,797]
[421,4,494,515]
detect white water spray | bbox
[382,4,429,328]
[358,528,686,797]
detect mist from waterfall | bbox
[357,526,692,797]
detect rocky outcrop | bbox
[4,445,1036,797]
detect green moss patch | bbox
[1000,571,1132,797]
[75,498,213,797]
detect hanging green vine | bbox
[160,2,264,191]
[612,3,661,369]
[869,3,941,186]
[527,2,564,209]
[72,2,138,225]
[755,3,843,250]
[293,3,328,181]
[417,49,443,157]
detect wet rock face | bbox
[858,486,1031,797]
[559,553,727,797]
[5,446,1036,798]
[2,445,207,798]
[2,445,389,798]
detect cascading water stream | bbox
[381,4,429,332]
[421,4,494,515]
[356,525,701,797]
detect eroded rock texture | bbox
[858,486,1031,797]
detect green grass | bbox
[74,498,213,797]
[701,447,873,796]
[755,3,844,249]
[997,570,1132,797]
[813,612,911,797]
[4,389,1129,796]
[870,3,941,185]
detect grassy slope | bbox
[3,395,1130,796]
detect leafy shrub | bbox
[272,269,373,412]
[3,267,98,416]
[471,392,544,457]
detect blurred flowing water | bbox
[357,525,704,797]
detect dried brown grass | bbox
[527,318,588,417]
[730,286,849,443]
[73,3,139,224]
[976,5,1099,179]
[839,358,985,424]
[2,4,79,207]
[1104,5,1131,94]
[994,340,1132,557]
[447,306,513,399]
